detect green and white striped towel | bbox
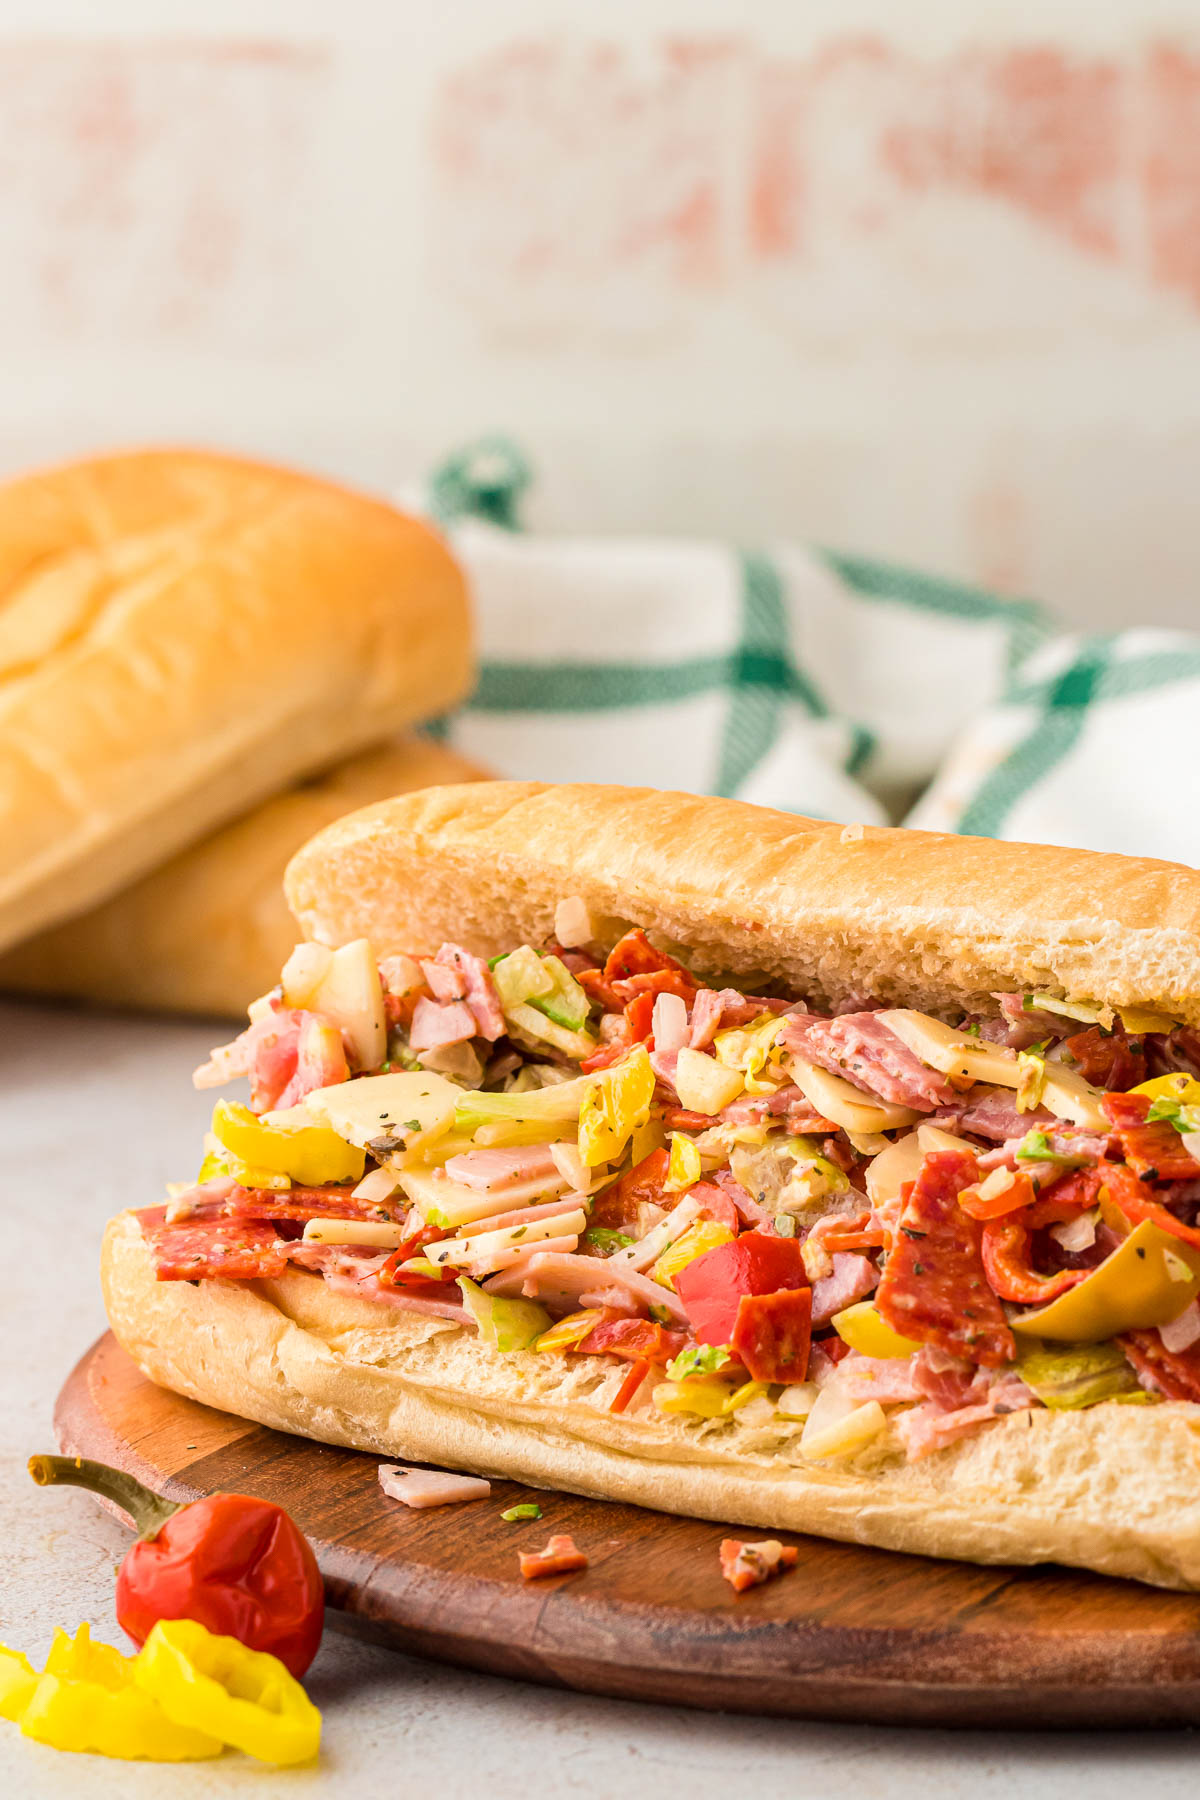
[418,441,1197,863]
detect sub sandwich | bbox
[103,783,1200,1589]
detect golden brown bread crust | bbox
[0,448,471,954]
[286,781,1200,1025]
[0,738,489,1018]
[103,1213,1200,1589]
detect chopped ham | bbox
[719,1538,798,1593]
[837,1353,923,1405]
[409,996,478,1053]
[422,959,466,1001]
[519,1534,588,1579]
[781,1013,957,1111]
[485,1250,688,1323]
[649,1048,680,1093]
[378,1463,491,1508]
[443,1147,563,1192]
[995,993,1074,1049]
[711,1169,773,1228]
[436,943,505,1042]
[895,1374,1034,1460]
[810,1252,878,1328]
[953,1087,1056,1143]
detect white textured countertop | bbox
[1,997,1195,1796]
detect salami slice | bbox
[875,1148,1015,1367]
[225,1185,406,1224]
[1101,1092,1200,1183]
[143,1216,288,1282]
[1120,1331,1200,1402]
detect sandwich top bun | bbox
[285,781,1200,1026]
[0,448,470,955]
[0,736,490,1018]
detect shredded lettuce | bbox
[666,1345,732,1382]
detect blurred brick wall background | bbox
[2,2,1199,629]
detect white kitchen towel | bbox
[420,440,1199,863]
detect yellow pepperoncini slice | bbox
[211,1099,365,1187]
[1131,1073,1200,1106]
[578,1046,655,1168]
[533,1308,608,1353]
[832,1300,922,1360]
[134,1620,321,1766]
[1011,1218,1200,1341]
[19,1624,221,1761]
[652,1218,735,1290]
[652,1379,733,1419]
[664,1132,703,1194]
[0,1646,38,1723]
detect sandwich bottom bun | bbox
[103,1212,1200,1591]
[0,737,490,1018]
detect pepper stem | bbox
[28,1455,181,1539]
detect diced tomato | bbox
[518,1535,588,1580]
[1091,1159,1200,1249]
[576,1315,686,1363]
[730,1287,812,1383]
[1064,1026,1146,1091]
[673,1232,806,1347]
[603,929,692,985]
[1120,1331,1200,1402]
[623,990,657,1045]
[979,1217,1090,1305]
[590,1148,669,1229]
[956,1170,1038,1222]
[1102,1092,1200,1183]
[719,1538,798,1593]
[875,1149,1014,1366]
[609,1357,651,1414]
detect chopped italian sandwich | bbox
[103,783,1200,1590]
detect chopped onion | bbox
[775,1381,819,1420]
[1049,1209,1098,1254]
[1161,1301,1200,1354]
[554,896,595,948]
[800,1393,887,1461]
[651,992,689,1055]
[352,1164,403,1202]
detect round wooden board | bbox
[56,1333,1200,1729]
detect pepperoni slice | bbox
[1120,1332,1200,1402]
[875,1148,1015,1367]
[1102,1092,1200,1183]
[144,1217,288,1282]
[730,1287,812,1384]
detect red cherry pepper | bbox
[29,1455,324,1678]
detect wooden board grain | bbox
[56,1333,1200,1729]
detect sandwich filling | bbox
[143,907,1200,1464]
